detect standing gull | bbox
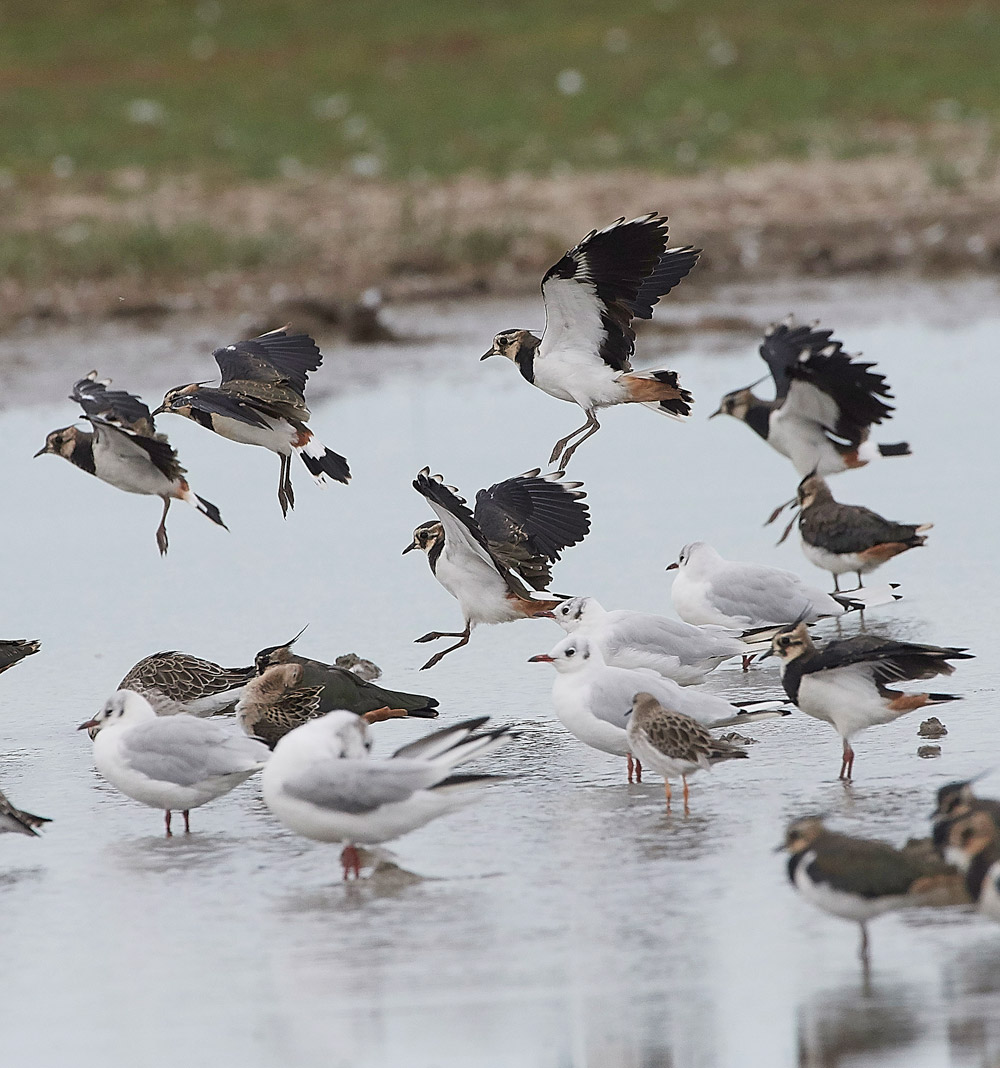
[262,711,513,879]
[78,690,270,835]
[481,214,697,467]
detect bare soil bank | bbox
[6,150,1000,325]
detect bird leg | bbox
[548,415,593,467]
[155,498,171,556]
[839,740,855,781]
[682,776,690,816]
[627,753,635,783]
[635,758,642,782]
[414,629,468,643]
[555,410,601,469]
[742,654,754,671]
[284,455,295,510]
[419,623,472,670]
[664,780,672,812]
[277,455,293,518]
[855,572,864,589]
[858,921,870,965]
[183,810,191,833]
[341,843,361,880]
[832,573,841,593]
[363,706,409,724]
[164,810,173,837]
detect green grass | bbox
[1,0,998,182]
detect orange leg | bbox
[664,779,672,812]
[839,740,856,781]
[635,758,642,783]
[682,776,690,815]
[627,753,635,783]
[341,843,361,880]
[363,706,408,724]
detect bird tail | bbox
[927,693,962,704]
[391,716,515,770]
[177,485,228,530]
[832,584,902,613]
[877,441,911,457]
[294,429,351,485]
[622,369,694,418]
[856,439,912,463]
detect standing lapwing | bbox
[481,214,698,468]
[625,692,748,813]
[153,327,349,517]
[946,811,1000,922]
[0,639,40,677]
[712,317,910,479]
[528,634,790,783]
[35,372,226,555]
[779,816,958,968]
[765,624,972,780]
[404,467,591,669]
[791,474,932,591]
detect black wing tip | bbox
[300,448,351,484]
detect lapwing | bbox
[788,474,931,591]
[404,467,591,669]
[712,316,910,478]
[152,326,349,517]
[666,541,898,632]
[546,595,771,684]
[765,624,972,780]
[35,373,226,555]
[118,651,256,717]
[481,214,698,467]
[78,690,269,836]
[931,779,1000,869]
[625,692,748,813]
[528,634,790,783]
[946,811,1000,922]
[780,816,958,966]
[0,639,40,677]
[262,712,513,879]
[0,785,50,836]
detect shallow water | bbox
[1,277,1000,1067]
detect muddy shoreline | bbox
[4,150,1000,326]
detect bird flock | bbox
[5,211,995,967]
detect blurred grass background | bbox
[3,0,998,183]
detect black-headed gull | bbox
[765,623,972,780]
[666,541,897,629]
[262,711,513,879]
[152,327,349,517]
[546,595,770,684]
[405,467,589,669]
[78,690,270,835]
[35,374,226,555]
[793,474,931,592]
[780,816,957,968]
[528,634,789,782]
[481,214,698,467]
[712,316,910,478]
[625,692,748,813]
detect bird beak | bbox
[772,842,787,853]
[480,348,497,361]
[527,654,555,663]
[32,446,48,458]
[536,611,556,619]
[150,404,166,417]
[77,718,100,731]
[665,562,679,571]
[402,542,417,555]
[759,649,774,660]
[708,406,723,419]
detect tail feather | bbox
[623,369,694,418]
[295,433,351,485]
[927,693,962,704]
[194,494,227,530]
[878,441,911,457]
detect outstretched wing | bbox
[759,318,847,401]
[213,327,323,410]
[539,213,669,372]
[626,245,701,321]
[174,386,278,431]
[413,468,533,599]
[474,469,590,590]
[71,372,156,436]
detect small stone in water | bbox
[718,731,757,746]
[917,745,942,759]
[918,717,948,738]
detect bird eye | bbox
[565,648,575,657]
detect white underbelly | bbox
[533,354,627,409]
[434,552,522,625]
[551,688,630,756]
[769,413,846,477]
[210,413,296,455]
[93,442,175,497]
[796,672,897,738]
[801,540,871,577]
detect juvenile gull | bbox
[262,711,513,878]
[78,690,270,835]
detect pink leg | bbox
[341,843,361,880]
[664,780,672,812]
[635,758,642,783]
[183,810,191,833]
[164,810,172,837]
[682,775,690,815]
[839,740,855,781]
[627,753,634,783]
[742,654,754,671]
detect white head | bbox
[78,689,157,737]
[274,709,371,759]
[666,541,719,575]
[548,596,605,633]
[528,633,603,674]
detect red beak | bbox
[665,562,679,571]
[536,611,556,619]
[77,719,100,731]
[527,654,555,663]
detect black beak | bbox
[708,406,723,419]
[759,649,774,660]
[480,349,496,361]
[32,446,47,458]
[150,404,166,417]
[402,542,417,555]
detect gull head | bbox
[667,541,717,575]
[403,520,444,557]
[549,596,601,632]
[78,689,156,737]
[528,634,600,674]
